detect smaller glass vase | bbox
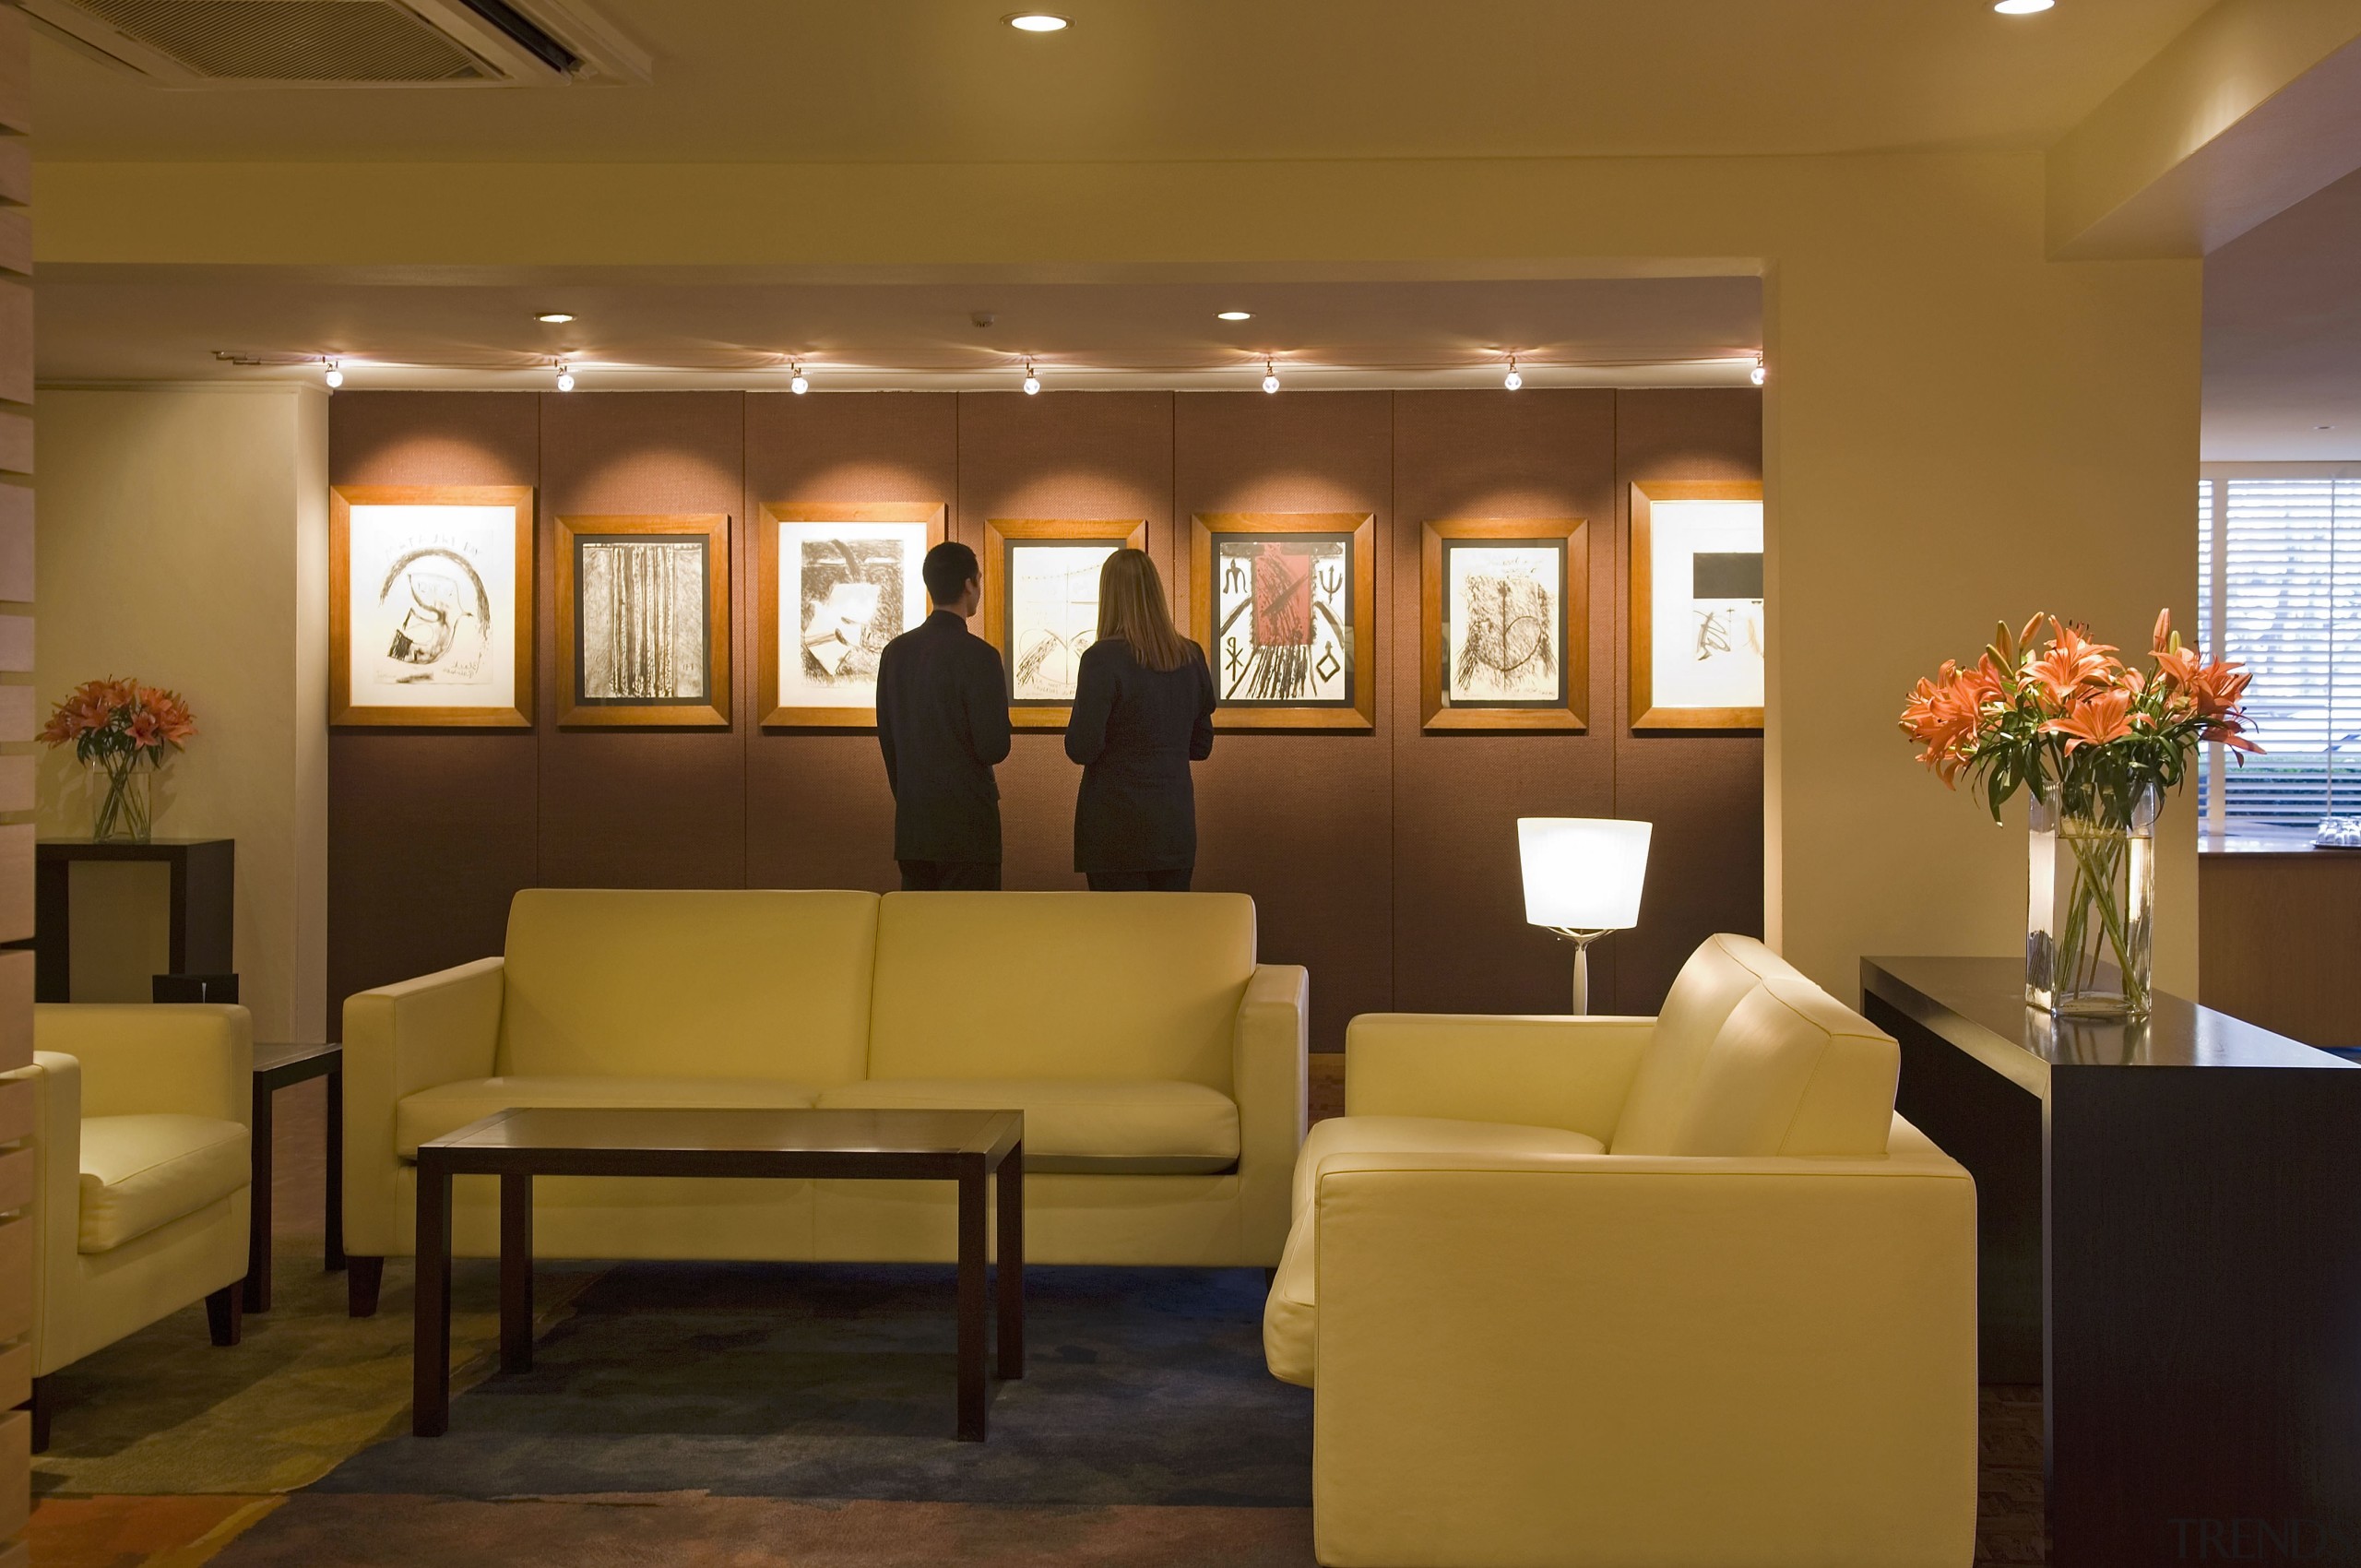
[89,761,154,844]
[2025,781,2158,1019]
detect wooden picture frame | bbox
[1190,511,1377,732]
[1630,479,1765,731]
[981,517,1150,731]
[329,484,534,729]
[756,501,948,729]
[554,514,731,729]
[1419,517,1588,732]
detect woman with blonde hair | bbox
[1063,548,1216,890]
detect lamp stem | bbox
[1554,928,1608,1016]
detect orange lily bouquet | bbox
[1900,611,2258,829]
[41,677,197,843]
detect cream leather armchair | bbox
[5,1005,253,1452]
[1267,936,1979,1568]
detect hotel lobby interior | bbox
[8,1,2361,1564]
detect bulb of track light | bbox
[1005,11,1070,30]
[324,361,343,388]
[555,364,575,392]
[1503,368,1523,391]
[1262,370,1281,394]
[789,366,809,395]
[1023,371,1041,396]
[1750,356,1767,386]
[1992,0,2053,12]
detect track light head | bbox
[1262,358,1281,395]
[1022,360,1041,396]
[1503,354,1522,391]
[1750,354,1767,386]
[555,362,575,392]
[324,359,344,389]
[789,362,809,395]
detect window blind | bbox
[2198,476,2361,825]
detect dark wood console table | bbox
[1864,956,2361,1567]
[32,838,234,1003]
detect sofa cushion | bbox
[866,892,1254,1089]
[815,1078,1240,1172]
[78,1113,250,1253]
[397,1076,824,1158]
[499,889,879,1084]
[1264,1115,1608,1388]
[1671,977,1900,1158]
[1611,932,1808,1156]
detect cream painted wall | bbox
[34,151,2203,1000]
[34,386,330,1041]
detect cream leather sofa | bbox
[343,888,1307,1311]
[5,1005,254,1451]
[1267,934,1977,1568]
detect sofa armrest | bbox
[1305,1120,1978,1568]
[341,956,504,1257]
[1342,1013,1655,1142]
[31,1004,252,1123]
[1233,962,1308,1266]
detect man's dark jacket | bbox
[875,610,1014,863]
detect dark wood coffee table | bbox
[410,1106,1024,1442]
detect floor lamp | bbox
[1517,817,1653,1016]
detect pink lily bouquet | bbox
[1900,612,2258,1018]
[41,677,197,844]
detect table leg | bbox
[957,1166,987,1441]
[997,1142,1023,1381]
[326,1063,346,1271]
[500,1172,533,1373]
[412,1156,452,1437]
[244,1078,274,1313]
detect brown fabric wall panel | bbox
[957,392,1175,889]
[1613,388,1766,1010]
[326,394,541,1023]
[537,392,748,888]
[1177,391,1393,1051]
[1389,389,1621,1014]
[743,392,955,891]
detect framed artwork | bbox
[555,514,730,729]
[329,484,534,728]
[1190,512,1376,731]
[1419,517,1588,732]
[981,517,1150,730]
[756,502,946,728]
[1630,480,1764,731]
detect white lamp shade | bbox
[1518,817,1652,932]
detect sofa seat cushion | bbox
[815,1079,1240,1173]
[397,1076,823,1158]
[1290,1114,1605,1222]
[78,1113,251,1254]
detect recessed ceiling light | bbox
[536,312,575,324]
[1992,0,2054,13]
[1216,311,1252,322]
[2318,424,2336,431]
[1005,12,1070,31]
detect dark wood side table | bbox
[1863,956,2361,1567]
[248,1041,344,1313]
[411,1106,1024,1442]
[32,838,235,1003]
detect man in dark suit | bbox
[875,541,1013,890]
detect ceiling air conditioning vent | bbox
[29,0,650,87]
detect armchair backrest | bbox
[1609,934,1805,1155]
[498,888,880,1083]
[865,892,1255,1088]
[1667,976,1900,1157]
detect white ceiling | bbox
[34,269,1766,391]
[2204,164,2361,462]
[31,0,2213,164]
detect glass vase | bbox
[89,760,153,844]
[2025,780,2158,1019]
